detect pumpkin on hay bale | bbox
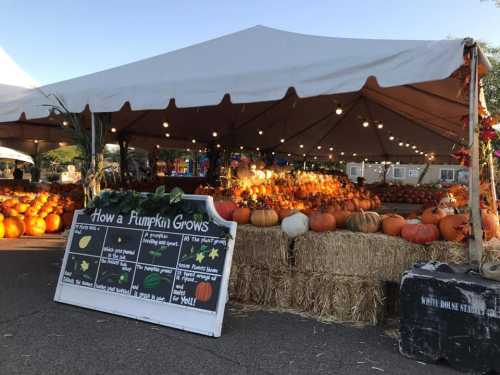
[291,272,385,325]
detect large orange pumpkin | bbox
[421,207,447,225]
[482,209,499,241]
[195,282,213,302]
[25,216,46,236]
[382,214,406,236]
[3,217,25,238]
[309,212,336,232]
[45,213,62,233]
[401,224,439,244]
[250,209,279,227]
[439,214,469,242]
[232,207,251,225]
[214,200,237,221]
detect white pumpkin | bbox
[281,212,309,238]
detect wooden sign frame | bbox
[54,195,237,337]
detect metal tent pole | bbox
[468,45,484,264]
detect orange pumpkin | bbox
[3,217,25,238]
[25,216,46,236]
[0,213,4,222]
[195,282,213,302]
[401,223,439,244]
[232,207,251,225]
[214,200,237,221]
[439,214,469,242]
[14,203,29,214]
[482,209,499,241]
[3,207,19,217]
[45,213,62,233]
[24,207,39,217]
[382,214,406,236]
[2,198,18,208]
[309,212,336,232]
[421,207,447,225]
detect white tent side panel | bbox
[0,26,481,122]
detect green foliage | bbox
[42,145,83,165]
[482,43,500,117]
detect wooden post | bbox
[487,148,498,215]
[468,45,484,264]
[118,137,129,185]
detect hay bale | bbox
[293,230,431,282]
[228,264,239,299]
[230,264,292,308]
[233,225,290,269]
[292,272,385,325]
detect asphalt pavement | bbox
[0,244,458,375]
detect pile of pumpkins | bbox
[368,184,442,205]
[214,199,499,244]
[0,191,79,239]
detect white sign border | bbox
[54,194,237,337]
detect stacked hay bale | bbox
[229,225,292,308]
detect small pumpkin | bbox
[421,206,447,225]
[439,214,469,242]
[25,216,46,236]
[214,200,237,221]
[346,210,381,233]
[232,207,251,225]
[251,209,279,227]
[401,224,439,244]
[4,217,25,238]
[45,213,62,233]
[281,212,309,238]
[481,209,499,241]
[195,282,213,302]
[309,212,336,232]
[382,214,406,236]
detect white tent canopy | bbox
[0,26,492,163]
[0,146,34,164]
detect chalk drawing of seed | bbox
[78,235,92,249]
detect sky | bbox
[0,0,499,85]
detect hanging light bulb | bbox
[352,153,357,157]
[302,153,306,157]
[411,145,417,149]
[192,139,196,144]
[272,151,276,155]
[362,120,370,128]
[111,127,117,133]
[240,146,244,150]
[340,151,345,156]
[258,130,263,135]
[165,133,170,138]
[420,151,424,155]
[212,131,218,138]
[364,158,368,161]
[162,122,169,128]
[329,154,333,159]
[313,156,318,160]
[299,144,304,149]
[280,138,285,143]
[377,123,384,129]
[335,104,343,115]
[287,153,291,157]
[58,142,66,147]
[398,141,404,146]
[33,139,39,144]
[389,135,395,141]
[216,144,221,148]
[186,148,190,152]
[256,147,260,151]
[329,147,333,151]
[405,143,410,147]
[62,121,68,127]
[414,150,419,153]
[156,144,160,149]
[317,145,322,150]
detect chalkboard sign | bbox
[54,195,237,337]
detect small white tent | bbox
[0,146,33,164]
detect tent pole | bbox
[468,45,483,264]
[91,112,96,172]
[487,148,498,215]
